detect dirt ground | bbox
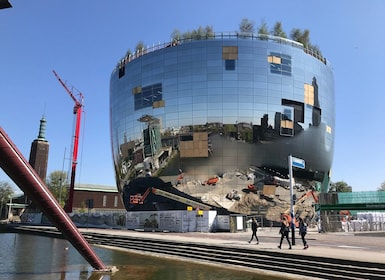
[175,171,317,222]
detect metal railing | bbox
[114,32,328,72]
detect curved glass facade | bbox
[110,33,334,203]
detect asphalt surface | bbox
[80,226,385,265]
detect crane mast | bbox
[52,70,84,213]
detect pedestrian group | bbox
[247,216,309,250]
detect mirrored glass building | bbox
[110,33,334,212]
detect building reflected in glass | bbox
[110,33,334,211]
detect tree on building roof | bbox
[257,19,269,35]
[239,18,255,34]
[272,21,287,38]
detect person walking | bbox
[278,217,291,249]
[248,217,259,244]
[299,217,309,249]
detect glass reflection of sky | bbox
[110,34,334,188]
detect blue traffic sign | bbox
[292,157,305,169]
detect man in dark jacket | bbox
[278,217,292,249]
[248,217,259,244]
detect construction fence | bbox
[320,211,385,233]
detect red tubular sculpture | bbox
[0,127,107,271]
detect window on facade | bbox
[114,196,118,207]
[133,83,163,110]
[280,107,294,136]
[223,46,238,71]
[304,83,314,105]
[118,63,125,78]
[268,53,291,76]
[225,59,235,70]
[312,107,321,126]
[153,100,165,108]
[304,83,321,126]
[282,99,304,123]
[283,108,292,121]
[102,195,107,207]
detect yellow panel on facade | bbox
[222,46,238,60]
[153,100,165,108]
[273,56,281,64]
[132,86,142,95]
[281,120,294,129]
[267,55,281,64]
[304,84,314,105]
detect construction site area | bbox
[118,167,320,233]
[174,169,319,224]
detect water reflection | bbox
[0,233,286,280]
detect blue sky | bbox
[1,0,385,192]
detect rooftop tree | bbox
[272,21,287,38]
[239,18,255,34]
[257,19,269,35]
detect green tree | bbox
[257,20,269,35]
[125,48,132,57]
[377,181,385,191]
[204,25,214,38]
[329,181,352,193]
[272,21,287,38]
[239,18,255,34]
[290,28,310,48]
[171,29,182,43]
[135,41,145,52]
[191,26,206,40]
[46,171,68,207]
[0,181,14,219]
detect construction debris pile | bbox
[175,170,319,223]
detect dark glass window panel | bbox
[282,99,304,123]
[134,83,163,110]
[225,60,235,70]
[269,53,292,76]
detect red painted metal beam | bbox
[66,102,82,212]
[52,70,84,213]
[0,127,106,271]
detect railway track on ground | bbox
[5,225,385,280]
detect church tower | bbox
[29,116,49,181]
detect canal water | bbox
[0,233,287,280]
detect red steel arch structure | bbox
[0,127,107,271]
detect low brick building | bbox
[72,184,125,212]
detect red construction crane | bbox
[53,70,84,213]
